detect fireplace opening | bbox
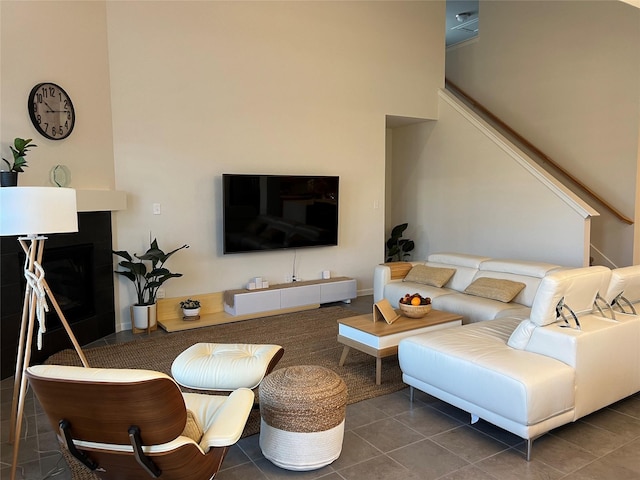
[19,243,96,331]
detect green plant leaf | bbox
[112,250,133,261]
[114,271,136,282]
[390,223,408,237]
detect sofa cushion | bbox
[604,265,640,306]
[425,252,488,293]
[478,259,561,279]
[506,319,537,350]
[529,266,611,327]
[432,292,529,324]
[384,281,455,308]
[464,278,526,303]
[476,259,561,307]
[427,252,490,268]
[403,265,456,288]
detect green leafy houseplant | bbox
[386,223,415,262]
[113,238,189,306]
[2,137,37,172]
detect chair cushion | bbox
[171,343,283,391]
[182,410,204,442]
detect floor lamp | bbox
[0,187,90,480]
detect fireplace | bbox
[19,243,96,330]
[0,212,116,379]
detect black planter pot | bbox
[0,171,18,187]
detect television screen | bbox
[223,174,339,254]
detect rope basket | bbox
[259,365,347,470]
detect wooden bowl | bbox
[399,303,432,318]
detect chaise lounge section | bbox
[398,266,640,460]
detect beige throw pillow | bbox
[464,277,526,303]
[181,409,204,443]
[403,265,456,288]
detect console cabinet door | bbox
[281,284,321,308]
[321,279,357,303]
[233,290,281,315]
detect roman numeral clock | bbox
[28,82,75,140]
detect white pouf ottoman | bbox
[171,343,284,391]
[259,365,347,471]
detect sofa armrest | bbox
[373,262,414,302]
[524,315,640,419]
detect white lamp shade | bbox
[0,187,78,236]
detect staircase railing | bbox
[445,79,633,225]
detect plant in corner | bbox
[113,238,189,330]
[386,223,415,262]
[113,238,189,305]
[1,137,37,187]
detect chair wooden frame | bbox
[26,366,253,480]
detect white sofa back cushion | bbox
[508,266,612,350]
[529,266,611,327]
[474,259,561,307]
[604,265,640,306]
[426,252,489,292]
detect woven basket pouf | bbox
[259,365,347,471]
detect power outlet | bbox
[153,203,161,215]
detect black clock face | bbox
[28,83,75,140]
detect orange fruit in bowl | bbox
[410,296,421,306]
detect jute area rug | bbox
[46,305,407,439]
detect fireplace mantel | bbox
[76,189,126,212]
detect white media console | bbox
[223,277,357,316]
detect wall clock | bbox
[28,82,75,140]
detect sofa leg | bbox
[526,439,533,461]
[409,386,414,403]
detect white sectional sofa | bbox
[374,252,562,324]
[397,265,640,460]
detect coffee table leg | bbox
[376,357,382,385]
[339,346,350,366]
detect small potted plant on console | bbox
[180,298,201,319]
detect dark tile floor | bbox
[2,295,640,479]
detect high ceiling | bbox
[446,0,479,47]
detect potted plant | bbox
[386,223,415,262]
[113,238,189,330]
[180,298,201,319]
[1,138,37,187]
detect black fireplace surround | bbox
[0,212,116,379]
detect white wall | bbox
[0,1,115,189]
[446,0,640,267]
[104,1,445,328]
[389,91,595,268]
[1,1,445,331]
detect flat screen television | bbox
[223,174,339,254]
